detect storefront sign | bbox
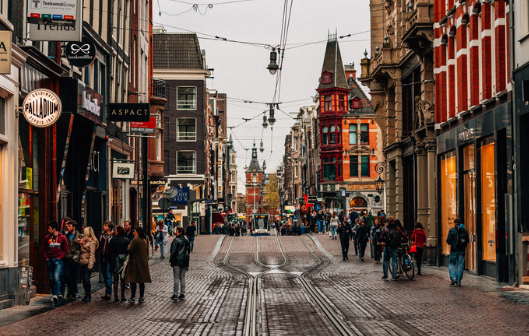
[28,2,82,41]
[108,103,150,122]
[131,179,167,186]
[0,31,12,74]
[458,128,475,142]
[171,187,190,204]
[65,38,96,68]
[346,184,376,191]
[112,162,135,179]
[27,0,78,26]
[22,89,62,127]
[81,88,100,116]
[130,117,156,134]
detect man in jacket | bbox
[446,218,467,286]
[60,220,82,299]
[170,226,190,300]
[186,221,197,252]
[42,221,68,304]
[337,221,352,260]
[98,221,114,300]
[381,216,408,280]
[356,219,370,261]
[124,220,135,242]
[324,209,332,233]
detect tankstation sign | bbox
[108,103,150,122]
[22,89,62,127]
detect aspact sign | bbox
[22,89,62,127]
[108,103,150,122]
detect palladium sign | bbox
[22,89,62,127]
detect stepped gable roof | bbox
[347,76,374,114]
[153,33,204,70]
[317,38,348,90]
[247,143,261,172]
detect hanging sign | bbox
[171,187,190,204]
[130,117,156,134]
[27,0,78,26]
[112,162,135,179]
[65,38,96,68]
[108,103,150,122]
[22,89,62,128]
[0,31,12,74]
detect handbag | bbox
[409,243,417,254]
[118,255,129,278]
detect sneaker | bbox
[178,294,185,300]
[360,257,364,262]
[138,297,145,303]
[102,295,111,301]
[125,284,131,289]
[71,293,79,300]
[114,297,120,302]
[417,271,422,275]
[391,277,399,281]
[58,294,64,299]
[159,256,165,259]
[52,295,58,304]
[129,298,135,303]
[381,276,388,280]
[120,298,127,302]
[450,280,456,286]
[171,294,179,300]
[456,283,462,287]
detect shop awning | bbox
[213,212,225,223]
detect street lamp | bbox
[262,114,268,128]
[267,48,279,75]
[375,162,385,194]
[268,105,276,125]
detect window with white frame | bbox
[177,87,197,110]
[177,151,196,174]
[176,118,196,141]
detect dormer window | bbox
[351,97,361,109]
[321,71,332,84]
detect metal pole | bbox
[142,136,150,255]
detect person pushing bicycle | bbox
[381,216,409,280]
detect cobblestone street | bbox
[1,234,529,336]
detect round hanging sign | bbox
[301,205,308,213]
[65,38,97,68]
[22,89,62,128]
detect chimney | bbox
[345,62,356,80]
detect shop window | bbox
[176,151,196,174]
[350,156,358,177]
[361,155,370,176]
[176,118,196,141]
[440,151,457,255]
[324,95,332,112]
[177,87,197,110]
[360,124,369,144]
[349,124,357,145]
[480,140,496,262]
[322,126,329,145]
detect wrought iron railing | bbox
[151,78,167,99]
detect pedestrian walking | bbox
[337,218,352,260]
[155,220,169,259]
[61,219,82,299]
[446,218,469,286]
[42,221,68,304]
[309,210,317,234]
[186,221,197,252]
[170,226,191,300]
[330,212,339,239]
[324,209,332,234]
[371,218,383,263]
[110,225,130,302]
[79,227,98,302]
[356,219,370,261]
[352,219,360,255]
[166,210,176,236]
[411,222,427,275]
[98,220,114,300]
[124,220,135,242]
[317,210,325,234]
[381,216,408,280]
[124,227,152,303]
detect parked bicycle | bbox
[388,242,415,280]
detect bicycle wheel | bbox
[402,254,415,280]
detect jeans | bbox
[383,246,398,279]
[60,258,79,296]
[173,266,188,295]
[340,239,350,258]
[130,283,145,299]
[374,244,382,262]
[188,236,195,251]
[80,265,92,297]
[46,259,63,296]
[318,221,324,233]
[101,261,112,296]
[331,226,338,239]
[449,251,465,283]
[159,241,166,257]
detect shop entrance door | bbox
[463,144,477,272]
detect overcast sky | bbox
[153,0,371,192]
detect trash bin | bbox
[18,266,33,305]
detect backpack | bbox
[387,225,401,248]
[455,227,470,250]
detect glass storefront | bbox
[463,144,477,271]
[440,151,457,255]
[480,139,496,262]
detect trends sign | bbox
[22,89,62,127]
[65,38,96,68]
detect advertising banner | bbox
[27,0,78,26]
[112,162,135,179]
[130,117,156,134]
[0,31,12,74]
[108,103,150,122]
[171,187,190,204]
[28,1,82,41]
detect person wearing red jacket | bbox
[411,222,427,275]
[42,221,69,304]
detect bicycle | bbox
[387,242,415,280]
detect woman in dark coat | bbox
[124,227,151,303]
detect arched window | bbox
[322,126,329,145]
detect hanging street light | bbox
[260,140,264,153]
[374,162,385,194]
[262,114,268,128]
[268,105,276,125]
[267,48,279,75]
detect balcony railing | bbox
[177,165,196,174]
[151,78,167,99]
[177,132,197,141]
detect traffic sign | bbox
[314,204,322,211]
[158,198,170,211]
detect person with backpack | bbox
[356,219,370,261]
[381,216,408,280]
[170,226,190,300]
[337,217,353,260]
[446,218,469,286]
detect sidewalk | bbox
[0,236,173,328]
